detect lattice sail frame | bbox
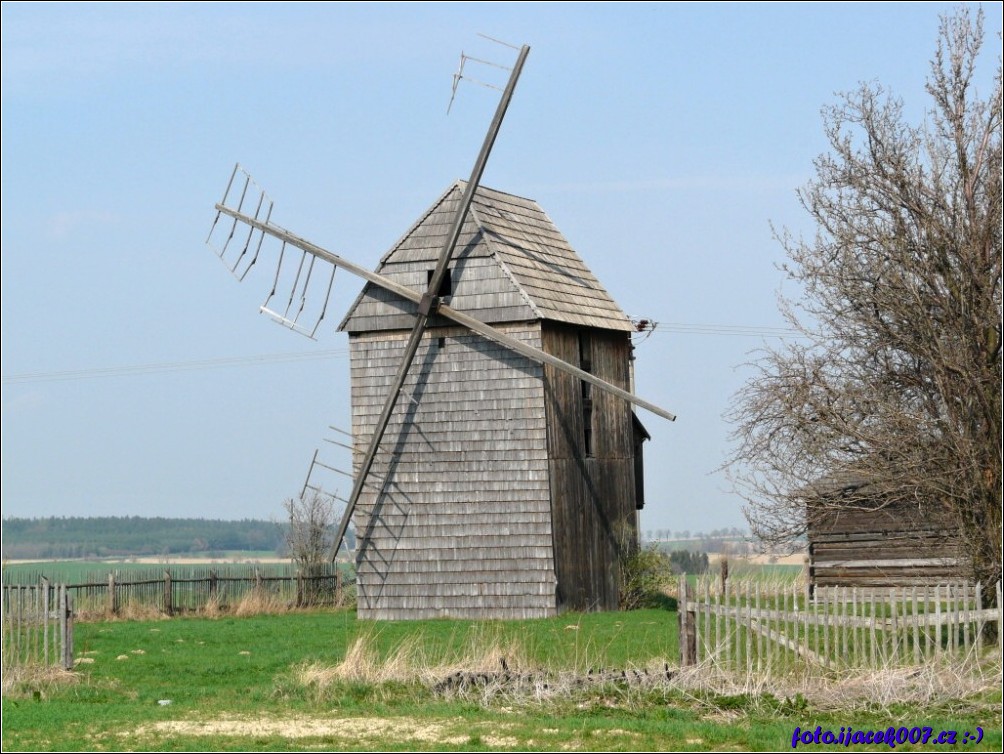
[206,38,676,560]
[207,164,336,340]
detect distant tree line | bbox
[1,516,286,560]
[668,550,709,576]
[643,527,747,542]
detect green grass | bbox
[2,608,999,752]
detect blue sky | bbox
[2,2,1000,534]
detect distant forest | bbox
[2,516,287,560]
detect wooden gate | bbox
[678,576,1001,670]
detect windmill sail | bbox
[209,195,676,424]
[208,38,677,583]
[207,165,336,340]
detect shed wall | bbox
[808,502,964,589]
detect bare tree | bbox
[726,9,1001,586]
[283,492,336,572]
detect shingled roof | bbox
[339,182,634,333]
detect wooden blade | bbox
[329,44,531,561]
[214,202,677,423]
[440,302,676,422]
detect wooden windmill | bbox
[207,41,675,619]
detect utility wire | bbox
[654,322,802,337]
[1,349,350,385]
[2,321,802,386]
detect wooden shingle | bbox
[340,183,634,334]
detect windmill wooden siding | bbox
[348,325,556,619]
[341,183,647,620]
[542,324,638,611]
[806,485,965,592]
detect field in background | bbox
[1,553,297,583]
[3,549,805,585]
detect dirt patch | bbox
[131,715,473,745]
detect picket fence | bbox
[1,582,74,671]
[4,563,348,616]
[3,565,348,672]
[678,576,1002,670]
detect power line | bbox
[1,320,803,386]
[1,349,350,385]
[654,322,802,338]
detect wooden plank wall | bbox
[808,502,965,589]
[541,323,638,612]
[349,324,558,620]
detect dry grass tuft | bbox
[810,656,1002,712]
[232,589,289,617]
[670,653,1002,716]
[200,593,225,618]
[72,588,347,622]
[74,599,169,622]
[1,662,78,697]
[295,628,533,696]
[293,627,1001,716]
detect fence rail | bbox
[4,564,348,617]
[2,582,74,671]
[679,576,1002,670]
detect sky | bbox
[2,2,1001,535]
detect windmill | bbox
[208,40,676,619]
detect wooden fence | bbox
[4,564,348,617]
[679,576,1002,670]
[2,582,74,671]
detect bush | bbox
[619,545,673,610]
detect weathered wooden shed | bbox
[805,475,965,592]
[339,182,649,620]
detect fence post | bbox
[682,578,690,666]
[974,582,985,646]
[296,570,304,608]
[996,582,1002,658]
[107,573,117,615]
[209,570,218,606]
[66,591,74,670]
[32,583,39,662]
[803,557,811,603]
[58,585,73,670]
[804,561,811,605]
[163,571,173,616]
[336,567,343,607]
[15,585,23,662]
[962,583,970,650]
[678,574,694,666]
[41,579,50,667]
[912,586,920,664]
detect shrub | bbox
[619,545,673,610]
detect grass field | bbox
[3,606,1000,751]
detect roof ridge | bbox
[376,183,461,268]
[468,203,543,321]
[341,181,635,333]
[457,179,536,204]
[337,184,462,331]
